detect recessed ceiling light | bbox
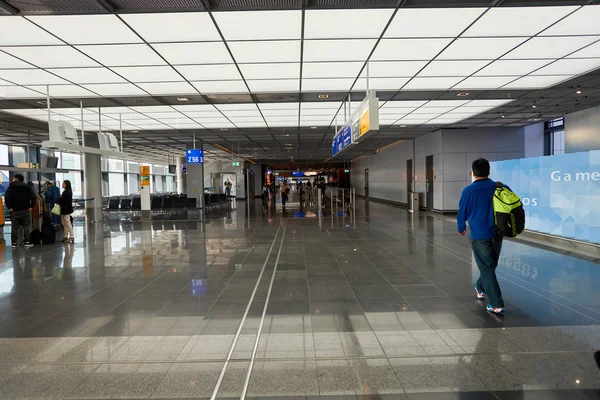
[318,94,329,99]
[400,125,407,128]
[456,92,470,97]
[310,126,318,129]
[532,101,537,109]
[501,112,505,118]
[576,86,582,94]
[177,97,189,102]
[36,100,49,105]
[220,128,228,131]
[132,130,139,133]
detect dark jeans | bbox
[472,236,504,308]
[11,210,31,245]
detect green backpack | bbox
[493,185,526,238]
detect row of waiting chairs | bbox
[103,195,198,220]
[204,193,231,212]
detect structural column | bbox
[176,156,186,195]
[83,132,103,222]
[185,144,204,209]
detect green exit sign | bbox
[232,161,240,166]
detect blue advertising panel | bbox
[186,149,203,164]
[490,150,600,244]
[332,125,353,157]
[292,171,304,177]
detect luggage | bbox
[30,229,43,245]
[493,186,525,238]
[40,211,57,244]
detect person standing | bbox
[58,180,75,243]
[5,174,36,249]
[457,158,505,315]
[44,181,60,224]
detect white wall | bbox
[203,160,246,199]
[564,105,600,153]
[351,126,529,211]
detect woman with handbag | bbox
[57,180,74,243]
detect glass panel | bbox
[108,173,125,196]
[0,145,8,166]
[108,159,124,172]
[128,174,139,195]
[165,176,174,192]
[154,175,164,193]
[60,153,81,169]
[55,173,83,198]
[126,161,139,173]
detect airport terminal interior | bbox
[1,0,600,399]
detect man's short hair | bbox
[45,181,53,186]
[472,158,490,178]
[14,174,25,182]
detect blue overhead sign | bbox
[292,171,304,177]
[332,125,353,157]
[186,149,203,164]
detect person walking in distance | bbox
[58,180,75,243]
[457,158,505,315]
[5,174,36,249]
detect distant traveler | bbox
[58,180,75,243]
[5,173,36,249]
[281,181,289,209]
[457,158,506,315]
[44,181,60,224]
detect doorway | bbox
[426,155,434,210]
[364,168,369,197]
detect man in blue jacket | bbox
[457,158,505,315]
[44,181,60,224]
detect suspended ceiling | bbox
[0,2,600,162]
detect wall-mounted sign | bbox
[186,149,203,164]
[292,171,304,177]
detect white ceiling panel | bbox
[503,36,600,59]
[202,122,235,129]
[0,17,62,45]
[137,82,197,95]
[567,41,600,58]
[464,6,577,37]
[412,107,455,114]
[502,75,569,89]
[216,104,258,111]
[384,100,427,108]
[303,62,363,79]
[26,84,97,98]
[258,103,299,111]
[301,102,342,109]
[301,78,354,92]
[0,85,45,98]
[0,69,67,85]
[418,60,489,77]
[540,5,600,36]
[267,121,299,127]
[82,83,146,96]
[264,115,298,121]
[121,13,220,43]
[403,77,463,90]
[214,11,301,41]
[303,39,376,62]
[77,44,166,67]
[238,63,300,80]
[0,52,36,69]
[354,77,409,91]
[112,66,182,82]
[531,58,600,75]
[236,122,267,128]
[48,67,126,84]
[130,105,173,113]
[385,8,485,38]
[192,80,248,93]
[474,59,552,76]
[173,104,217,112]
[229,40,301,63]
[426,100,470,107]
[28,15,141,45]
[304,9,393,39]
[454,76,518,89]
[221,110,261,117]
[153,42,233,65]
[175,64,241,81]
[466,99,513,107]
[365,61,428,77]
[180,111,224,118]
[438,37,527,60]
[426,118,465,125]
[372,39,452,61]
[3,46,98,68]
[248,79,299,93]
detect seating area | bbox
[102,193,232,220]
[102,194,199,220]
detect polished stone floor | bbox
[0,198,599,399]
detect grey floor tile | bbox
[375,331,454,357]
[493,389,599,400]
[389,356,489,393]
[0,337,69,363]
[316,358,404,395]
[177,334,235,360]
[38,336,129,362]
[150,362,223,399]
[422,311,491,330]
[313,331,385,358]
[247,360,319,397]
[256,333,315,359]
[366,311,434,332]
[2,364,100,399]
[438,328,523,353]
[501,326,596,352]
